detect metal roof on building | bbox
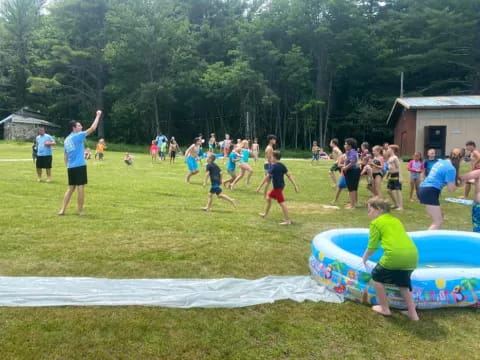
[387,96,480,125]
[0,110,60,128]
[397,96,480,109]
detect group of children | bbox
[84,138,107,161]
[190,134,298,225]
[149,137,181,164]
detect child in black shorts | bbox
[202,153,236,211]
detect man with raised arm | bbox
[58,110,102,216]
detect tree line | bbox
[1,0,479,148]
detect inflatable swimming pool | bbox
[309,229,480,309]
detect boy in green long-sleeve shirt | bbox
[362,197,419,321]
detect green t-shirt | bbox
[368,213,418,270]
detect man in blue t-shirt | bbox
[155,133,168,159]
[35,125,56,182]
[58,110,102,216]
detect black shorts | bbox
[210,186,222,195]
[344,167,361,192]
[418,186,441,206]
[68,165,87,186]
[372,172,383,179]
[387,178,402,190]
[36,155,52,169]
[330,163,340,172]
[372,264,413,291]
[170,151,176,158]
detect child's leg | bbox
[329,171,337,187]
[399,287,419,320]
[374,176,383,197]
[463,183,471,199]
[279,202,291,224]
[185,169,199,183]
[387,188,397,207]
[414,178,421,200]
[36,168,42,181]
[372,281,392,316]
[246,168,253,185]
[409,179,415,200]
[230,168,245,189]
[394,190,403,210]
[263,178,271,200]
[218,193,236,207]
[58,185,76,215]
[77,185,85,215]
[260,198,272,217]
[333,188,342,203]
[203,193,214,211]
[425,205,443,230]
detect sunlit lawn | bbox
[0,141,478,359]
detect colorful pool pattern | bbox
[309,229,480,309]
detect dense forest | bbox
[1,0,479,147]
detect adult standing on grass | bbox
[342,138,361,209]
[155,132,168,159]
[417,148,461,230]
[35,125,56,182]
[58,110,102,216]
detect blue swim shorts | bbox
[186,156,198,172]
[473,202,480,233]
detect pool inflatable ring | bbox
[309,229,480,309]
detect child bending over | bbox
[362,197,419,321]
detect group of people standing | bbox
[327,137,480,232]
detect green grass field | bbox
[0,141,479,359]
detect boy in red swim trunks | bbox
[258,150,299,225]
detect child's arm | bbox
[203,171,210,187]
[64,151,68,166]
[407,160,414,172]
[256,174,270,192]
[286,172,299,192]
[419,161,425,173]
[362,249,375,264]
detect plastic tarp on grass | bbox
[0,276,342,308]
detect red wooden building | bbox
[387,96,480,157]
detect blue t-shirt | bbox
[36,134,55,156]
[156,135,167,147]
[424,159,438,177]
[64,131,87,169]
[241,149,249,162]
[421,159,456,190]
[227,152,238,171]
[268,162,288,189]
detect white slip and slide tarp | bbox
[0,276,342,308]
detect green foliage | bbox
[0,0,479,147]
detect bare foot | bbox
[78,212,85,216]
[344,204,354,210]
[372,305,391,317]
[202,207,210,212]
[259,213,266,218]
[231,200,236,208]
[401,310,419,321]
[395,207,404,211]
[46,178,52,183]
[280,220,291,225]
[57,210,65,216]
[331,184,337,188]
[37,178,42,182]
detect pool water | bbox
[418,261,478,269]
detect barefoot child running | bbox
[258,150,299,225]
[184,137,202,183]
[202,153,236,211]
[362,197,419,321]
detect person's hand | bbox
[96,110,102,117]
[294,185,299,193]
